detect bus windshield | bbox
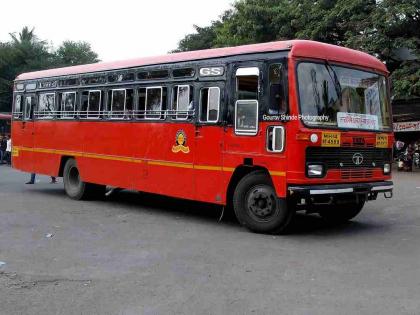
[297,62,391,131]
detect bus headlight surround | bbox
[307,164,324,178]
[383,163,391,174]
[310,133,318,143]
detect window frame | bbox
[37,92,56,120]
[144,86,164,120]
[110,88,127,119]
[60,91,77,119]
[295,59,393,132]
[234,99,259,136]
[13,94,23,120]
[172,67,196,79]
[173,84,192,121]
[199,86,221,123]
[267,62,288,115]
[24,94,35,121]
[235,67,260,101]
[80,90,102,119]
[234,66,260,136]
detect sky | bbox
[0,0,234,62]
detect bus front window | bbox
[297,62,391,131]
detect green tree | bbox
[0,27,100,112]
[173,23,222,52]
[55,41,99,66]
[0,27,53,112]
[174,0,420,99]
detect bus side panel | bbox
[194,126,224,204]
[132,122,196,200]
[32,121,61,177]
[75,121,139,189]
[222,126,288,198]
[11,121,34,173]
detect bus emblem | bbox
[352,153,364,165]
[172,130,190,154]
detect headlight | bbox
[383,163,391,174]
[307,164,324,177]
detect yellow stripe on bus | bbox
[269,171,286,177]
[148,160,193,169]
[13,146,286,177]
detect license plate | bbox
[376,134,388,148]
[321,132,341,147]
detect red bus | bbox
[11,40,393,233]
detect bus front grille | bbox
[306,147,392,176]
[341,168,374,179]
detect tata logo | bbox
[199,67,224,77]
[352,153,364,165]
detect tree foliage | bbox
[0,27,99,112]
[55,41,99,67]
[175,0,420,99]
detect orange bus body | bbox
[11,40,393,230]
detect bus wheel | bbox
[63,158,105,200]
[318,199,365,224]
[233,171,293,234]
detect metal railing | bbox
[31,109,196,121]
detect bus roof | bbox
[16,40,387,81]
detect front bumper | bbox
[288,181,393,198]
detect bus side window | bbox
[235,67,259,135]
[109,88,134,119]
[109,89,126,119]
[80,90,102,119]
[136,87,166,120]
[37,93,56,119]
[137,88,146,119]
[237,70,258,100]
[268,64,286,114]
[126,89,134,115]
[60,92,76,119]
[173,85,193,120]
[24,95,35,120]
[148,87,166,120]
[14,95,23,119]
[199,87,220,123]
[80,91,89,118]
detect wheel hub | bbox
[247,187,276,219]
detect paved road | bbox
[0,165,419,315]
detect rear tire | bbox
[318,199,365,224]
[233,171,294,234]
[63,158,105,200]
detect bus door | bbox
[224,63,263,155]
[194,82,225,204]
[18,94,36,171]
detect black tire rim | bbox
[245,185,278,222]
[68,165,80,188]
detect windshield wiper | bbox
[324,60,342,100]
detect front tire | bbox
[63,158,105,200]
[233,171,293,234]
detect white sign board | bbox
[393,121,420,132]
[337,112,379,130]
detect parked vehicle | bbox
[11,40,394,233]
